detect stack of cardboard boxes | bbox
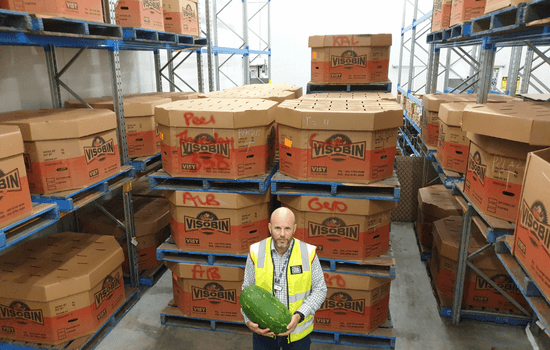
[430,0,531,33]
[0,0,105,22]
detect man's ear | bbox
[293,224,297,234]
[268,222,272,233]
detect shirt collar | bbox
[270,238,294,257]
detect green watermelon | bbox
[240,285,292,333]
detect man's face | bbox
[269,212,296,254]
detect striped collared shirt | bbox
[241,238,327,324]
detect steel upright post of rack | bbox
[154,49,163,92]
[451,204,475,324]
[507,46,522,96]
[426,44,440,94]
[44,45,63,108]
[167,50,175,92]
[443,48,452,92]
[242,0,250,85]
[212,0,221,90]
[206,0,215,91]
[267,0,271,83]
[476,38,496,104]
[197,48,205,93]
[397,0,407,90]
[407,0,419,94]
[520,48,534,94]
[105,0,139,288]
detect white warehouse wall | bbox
[1,0,549,115]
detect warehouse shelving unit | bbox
[0,1,209,348]
[202,0,271,91]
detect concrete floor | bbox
[96,223,532,350]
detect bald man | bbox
[241,207,327,350]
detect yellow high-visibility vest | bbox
[249,237,317,342]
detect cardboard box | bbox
[416,185,462,248]
[464,133,544,222]
[124,91,201,101]
[0,109,120,194]
[276,99,403,184]
[421,110,440,147]
[239,84,304,99]
[422,93,518,113]
[155,98,278,179]
[0,232,126,345]
[432,0,452,32]
[462,102,550,146]
[513,148,550,303]
[0,0,104,23]
[431,216,529,313]
[437,103,470,173]
[484,0,529,14]
[315,270,392,334]
[299,92,395,101]
[309,34,392,84]
[450,0,487,26]
[66,96,171,158]
[163,0,199,36]
[116,0,164,31]
[166,261,244,322]
[0,126,32,229]
[78,196,171,272]
[280,195,397,261]
[166,190,271,254]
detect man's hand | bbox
[246,321,276,337]
[277,313,301,337]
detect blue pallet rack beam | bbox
[160,302,396,348]
[0,288,140,350]
[148,163,278,194]
[431,157,464,189]
[399,127,421,157]
[403,110,421,134]
[128,153,162,173]
[30,166,136,212]
[270,171,400,201]
[306,82,392,94]
[0,203,60,251]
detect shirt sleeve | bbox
[296,255,327,319]
[241,254,255,324]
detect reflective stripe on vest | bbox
[249,237,317,343]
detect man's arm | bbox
[296,255,327,318]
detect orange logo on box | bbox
[192,283,237,304]
[320,292,364,314]
[311,134,365,161]
[474,275,520,293]
[331,51,366,69]
[309,218,359,241]
[84,137,115,164]
[0,302,43,325]
[183,4,196,18]
[143,0,161,12]
[0,169,22,193]
[94,274,122,308]
[519,200,550,249]
[468,151,486,185]
[181,134,231,159]
[184,212,231,235]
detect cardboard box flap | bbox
[0,232,124,301]
[276,100,403,131]
[155,98,278,128]
[124,92,201,101]
[279,195,398,216]
[166,189,271,208]
[166,261,244,281]
[418,185,462,218]
[308,34,392,48]
[65,96,172,117]
[0,109,117,141]
[240,84,303,98]
[433,216,500,269]
[0,125,24,159]
[462,102,550,146]
[518,93,550,102]
[202,90,295,103]
[323,270,393,290]
[438,103,471,126]
[422,93,519,112]
[467,132,545,159]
